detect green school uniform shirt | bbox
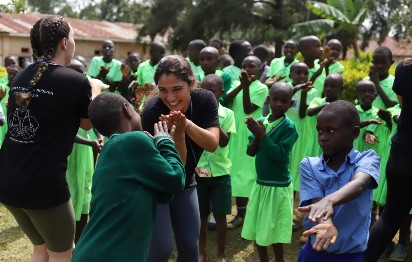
[229,80,269,197]
[223,64,242,89]
[196,70,232,95]
[309,63,326,98]
[363,75,397,109]
[87,56,123,82]
[0,83,9,147]
[137,60,157,86]
[266,56,299,83]
[72,132,185,262]
[197,104,236,177]
[329,61,345,75]
[187,58,204,78]
[0,75,8,85]
[248,115,298,187]
[306,97,328,157]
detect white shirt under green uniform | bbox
[137,60,157,86]
[363,75,397,109]
[87,56,123,82]
[229,80,268,197]
[266,56,299,83]
[197,104,236,176]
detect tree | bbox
[291,0,374,58]
[139,0,308,56]
[0,0,25,13]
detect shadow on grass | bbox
[0,226,25,245]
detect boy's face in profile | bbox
[199,51,219,75]
[317,111,357,158]
[283,41,298,60]
[323,77,342,99]
[356,83,376,107]
[372,51,393,77]
[201,81,223,102]
[290,64,309,85]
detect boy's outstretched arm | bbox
[303,216,339,251]
[298,172,373,222]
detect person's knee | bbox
[47,245,73,262]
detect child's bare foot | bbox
[217,256,226,262]
[199,252,207,262]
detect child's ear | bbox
[122,103,132,119]
[352,125,360,140]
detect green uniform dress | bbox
[65,128,95,221]
[229,80,268,197]
[137,60,158,86]
[87,56,123,83]
[309,63,326,98]
[72,132,185,262]
[241,115,298,246]
[363,75,397,109]
[266,56,299,83]
[329,61,345,75]
[223,65,242,90]
[305,97,328,157]
[354,105,389,155]
[287,87,318,191]
[0,83,9,147]
[373,105,401,205]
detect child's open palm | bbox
[240,69,255,88]
[245,116,265,139]
[145,121,176,140]
[303,222,338,251]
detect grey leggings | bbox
[148,186,200,262]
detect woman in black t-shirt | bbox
[365,59,412,261]
[0,16,101,261]
[142,55,220,261]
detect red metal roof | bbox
[0,13,141,41]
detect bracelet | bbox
[185,120,193,133]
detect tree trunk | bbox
[352,37,360,59]
[274,38,283,58]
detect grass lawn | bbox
[1,203,411,261]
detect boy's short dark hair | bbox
[321,100,360,127]
[229,40,246,58]
[188,39,207,50]
[203,74,224,90]
[88,93,129,137]
[373,46,393,61]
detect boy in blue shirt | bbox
[297,100,380,262]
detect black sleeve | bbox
[393,62,412,97]
[193,89,220,129]
[76,76,92,119]
[142,95,164,135]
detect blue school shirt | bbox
[299,148,380,254]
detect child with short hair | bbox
[252,45,270,83]
[137,41,166,87]
[197,74,236,262]
[72,93,186,261]
[242,82,298,262]
[0,55,18,84]
[220,54,234,70]
[224,55,269,228]
[223,40,252,89]
[187,39,207,76]
[297,100,380,262]
[126,51,141,79]
[306,73,344,157]
[365,46,398,109]
[298,36,327,97]
[266,39,299,84]
[87,40,123,92]
[325,39,345,75]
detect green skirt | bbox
[241,183,293,246]
[66,129,95,221]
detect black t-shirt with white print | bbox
[0,63,92,208]
[142,88,220,189]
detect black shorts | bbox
[196,175,231,216]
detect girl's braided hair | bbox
[16,15,70,108]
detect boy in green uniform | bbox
[298,36,326,97]
[364,47,398,109]
[265,39,299,84]
[87,40,123,92]
[223,40,252,90]
[0,55,18,84]
[325,39,345,75]
[187,39,207,77]
[223,56,268,228]
[197,74,236,262]
[126,51,141,79]
[72,93,185,262]
[137,41,166,87]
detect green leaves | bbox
[291,19,335,38]
[306,1,350,24]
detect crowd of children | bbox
[1,26,410,261]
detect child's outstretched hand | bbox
[121,63,131,79]
[295,81,314,94]
[143,82,158,97]
[322,46,331,60]
[240,69,255,88]
[265,74,286,87]
[298,198,334,222]
[245,116,265,139]
[303,222,338,251]
[145,121,176,140]
[365,132,380,145]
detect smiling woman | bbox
[142,55,220,261]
